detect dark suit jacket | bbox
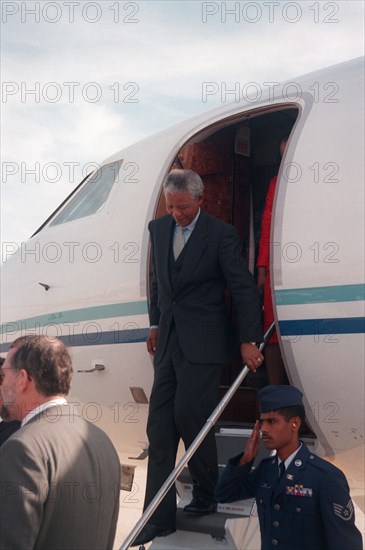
[215,443,363,550]
[0,419,21,446]
[149,210,263,364]
[0,407,120,550]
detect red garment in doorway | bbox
[257,176,278,345]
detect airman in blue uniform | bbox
[215,385,363,550]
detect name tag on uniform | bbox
[286,484,313,497]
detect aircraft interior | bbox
[150,106,299,427]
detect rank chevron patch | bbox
[333,499,354,521]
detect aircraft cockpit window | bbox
[50,160,122,226]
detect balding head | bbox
[9,336,73,396]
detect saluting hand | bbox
[239,420,261,465]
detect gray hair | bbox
[10,335,72,396]
[163,169,204,200]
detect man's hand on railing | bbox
[240,342,264,372]
[238,420,260,465]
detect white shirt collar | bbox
[175,208,201,234]
[185,208,200,232]
[21,398,67,427]
[278,442,302,470]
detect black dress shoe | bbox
[131,522,175,546]
[183,496,217,515]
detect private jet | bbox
[1,56,364,548]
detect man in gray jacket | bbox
[0,335,120,550]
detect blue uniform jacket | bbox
[215,443,363,550]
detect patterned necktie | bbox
[173,226,186,259]
[278,461,286,481]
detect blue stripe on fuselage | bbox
[279,317,364,336]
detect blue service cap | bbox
[258,385,304,413]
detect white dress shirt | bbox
[21,398,68,427]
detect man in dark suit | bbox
[0,356,21,446]
[133,169,264,546]
[215,385,363,550]
[0,418,20,446]
[0,335,121,550]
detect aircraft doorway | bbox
[151,106,298,425]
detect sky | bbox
[1,0,364,260]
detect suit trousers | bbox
[144,325,222,527]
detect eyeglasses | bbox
[0,366,19,381]
[0,366,11,376]
[0,367,32,383]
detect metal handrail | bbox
[120,322,275,549]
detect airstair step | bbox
[175,506,251,537]
[149,502,258,549]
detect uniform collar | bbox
[278,442,302,470]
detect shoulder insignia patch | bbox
[333,499,354,521]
